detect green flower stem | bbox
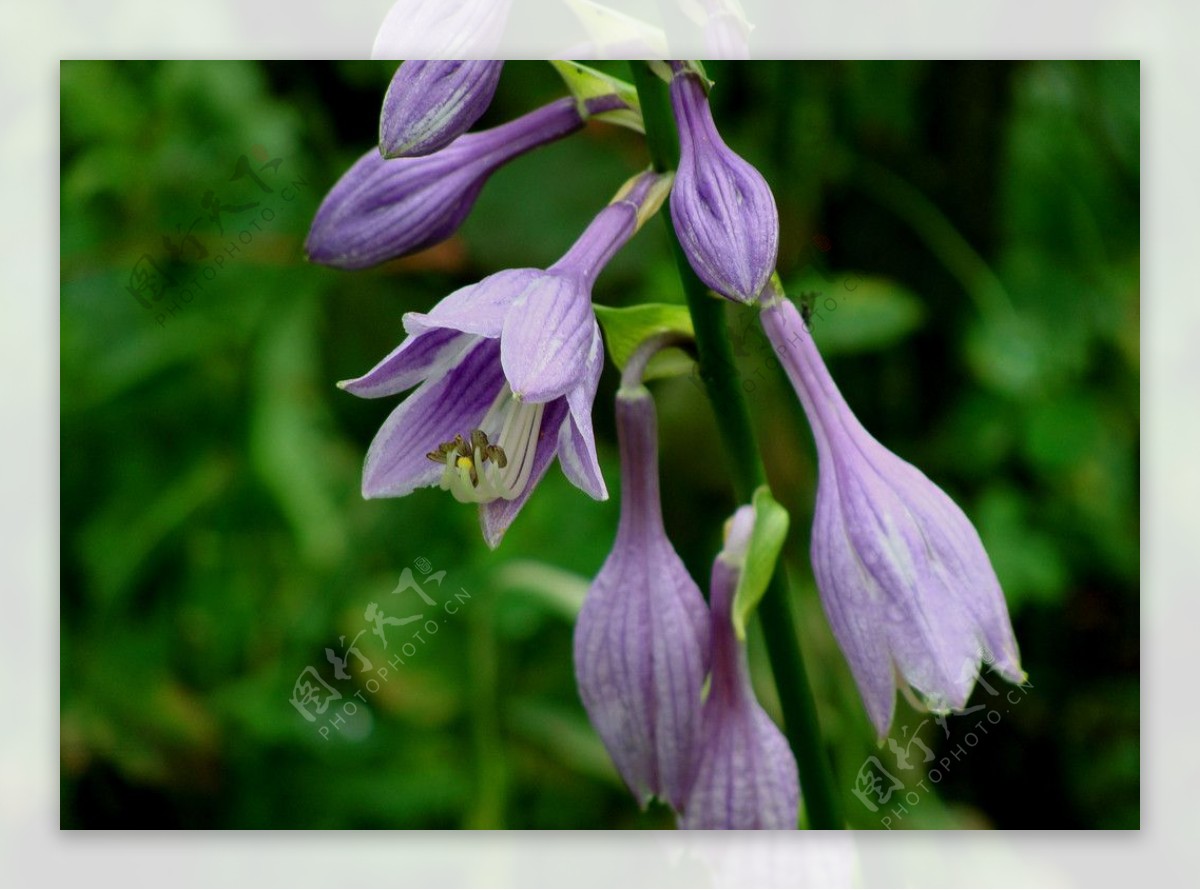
[630,62,844,830]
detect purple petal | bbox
[305,145,487,270]
[574,535,711,810]
[306,98,583,270]
[557,324,608,501]
[339,327,471,399]
[362,339,503,498]
[669,72,778,303]
[761,297,1023,739]
[404,268,540,340]
[573,389,711,810]
[478,396,569,548]
[679,704,800,829]
[499,272,594,402]
[678,557,800,829]
[380,61,503,158]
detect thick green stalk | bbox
[630,62,844,829]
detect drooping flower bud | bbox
[669,68,778,304]
[379,60,504,158]
[678,506,801,830]
[760,295,1025,739]
[306,97,583,270]
[573,384,711,811]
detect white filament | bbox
[439,384,544,504]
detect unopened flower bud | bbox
[379,60,504,158]
[669,70,778,303]
[574,386,711,811]
[307,98,583,270]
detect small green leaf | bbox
[789,272,925,355]
[594,303,695,381]
[549,60,644,134]
[732,486,790,639]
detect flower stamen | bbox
[426,384,543,504]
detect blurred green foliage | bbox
[60,61,1139,829]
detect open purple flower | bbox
[669,67,778,304]
[339,171,672,547]
[379,60,504,158]
[574,382,711,811]
[679,506,800,830]
[307,97,584,270]
[760,295,1024,738]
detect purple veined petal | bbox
[808,472,899,734]
[875,452,1024,684]
[362,338,504,498]
[338,327,472,399]
[760,296,1024,740]
[573,389,711,811]
[836,460,981,694]
[305,144,486,270]
[557,323,608,501]
[404,268,541,340]
[479,395,570,548]
[575,537,711,810]
[380,61,504,158]
[669,71,778,304]
[678,548,800,830]
[306,98,584,270]
[499,272,595,402]
[679,701,800,829]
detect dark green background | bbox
[60,61,1139,829]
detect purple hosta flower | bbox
[760,296,1024,738]
[669,67,778,304]
[679,506,800,830]
[379,60,504,158]
[338,171,672,548]
[307,97,583,270]
[574,383,711,811]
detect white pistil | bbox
[434,384,545,504]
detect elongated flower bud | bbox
[669,69,778,304]
[379,60,504,158]
[307,97,583,270]
[760,296,1024,738]
[679,506,801,830]
[573,385,711,811]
